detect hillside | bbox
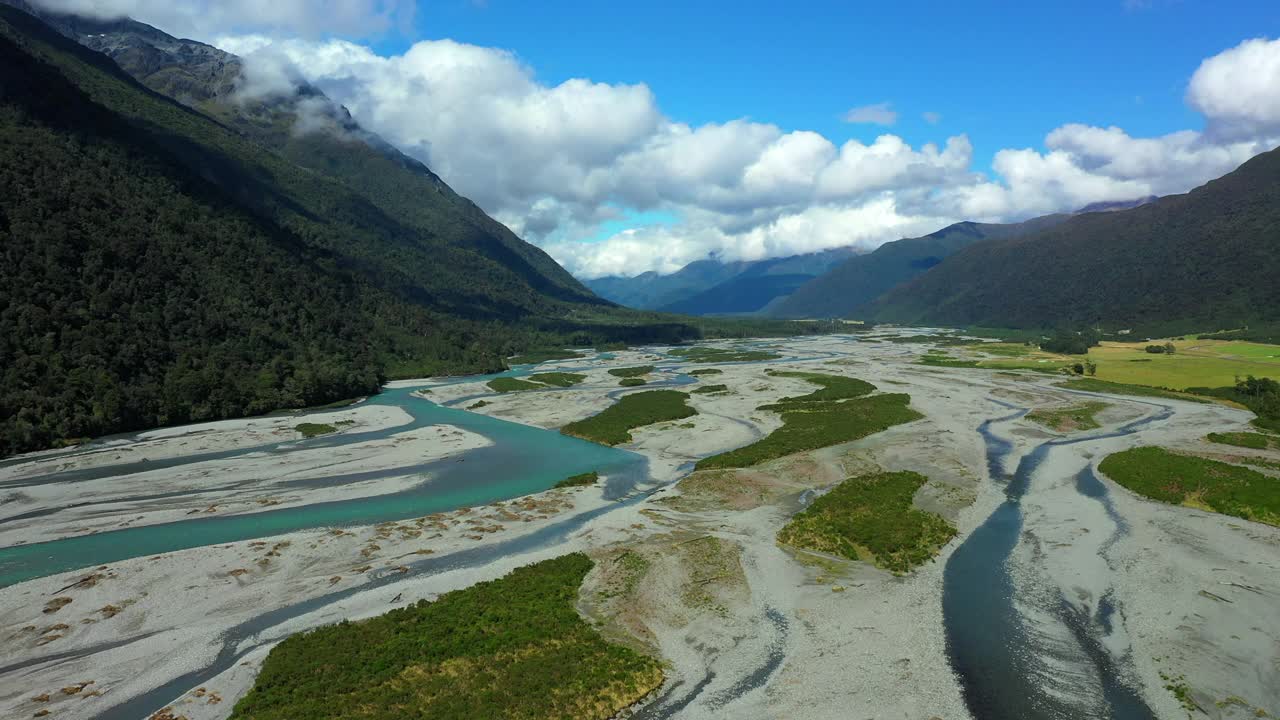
[588,246,860,313]
[0,5,704,455]
[586,259,751,310]
[768,216,1067,318]
[870,148,1280,333]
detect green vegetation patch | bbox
[467,400,491,410]
[607,366,654,378]
[507,349,587,365]
[294,422,337,438]
[618,378,646,387]
[1025,402,1108,432]
[691,384,728,395]
[562,390,696,446]
[778,471,957,574]
[1056,378,1209,403]
[230,553,662,720]
[697,393,921,470]
[917,353,981,369]
[687,368,723,376]
[668,346,780,363]
[1099,447,1280,526]
[486,377,544,393]
[766,371,876,403]
[554,471,600,489]
[1206,432,1276,450]
[528,372,587,387]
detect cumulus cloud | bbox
[199,32,1280,279]
[31,0,413,39]
[1188,37,1280,140]
[841,102,898,126]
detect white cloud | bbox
[31,0,413,39]
[922,111,942,125]
[1188,37,1280,140]
[194,32,1280,279]
[841,101,898,126]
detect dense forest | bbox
[869,146,1280,334]
[0,6,817,456]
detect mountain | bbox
[767,216,1068,318]
[0,4,704,456]
[1074,196,1158,214]
[869,148,1280,333]
[585,259,752,310]
[657,246,863,315]
[587,246,862,314]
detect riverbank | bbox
[1,333,1276,720]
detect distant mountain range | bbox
[869,148,1280,333]
[0,2,705,455]
[588,196,1170,320]
[765,215,1070,319]
[585,246,862,314]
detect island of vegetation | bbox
[486,377,544,393]
[562,390,697,446]
[697,373,920,469]
[618,378,646,387]
[554,471,600,488]
[1206,432,1278,450]
[229,553,663,720]
[691,384,728,395]
[668,346,780,363]
[778,471,957,574]
[1025,402,1108,432]
[1099,447,1279,526]
[529,372,587,387]
[687,368,723,376]
[607,366,654,378]
[294,422,338,438]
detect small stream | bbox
[942,401,1168,719]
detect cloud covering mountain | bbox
[30,1,1280,279]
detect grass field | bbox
[1099,447,1279,526]
[1056,378,1211,403]
[562,390,696,445]
[230,554,662,720]
[778,471,956,574]
[1087,340,1280,390]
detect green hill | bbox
[0,5,710,455]
[869,147,1280,334]
[769,216,1066,319]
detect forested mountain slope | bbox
[869,148,1280,333]
[768,216,1067,318]
[0,5,703,455]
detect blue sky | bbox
[387,0,1277,172]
